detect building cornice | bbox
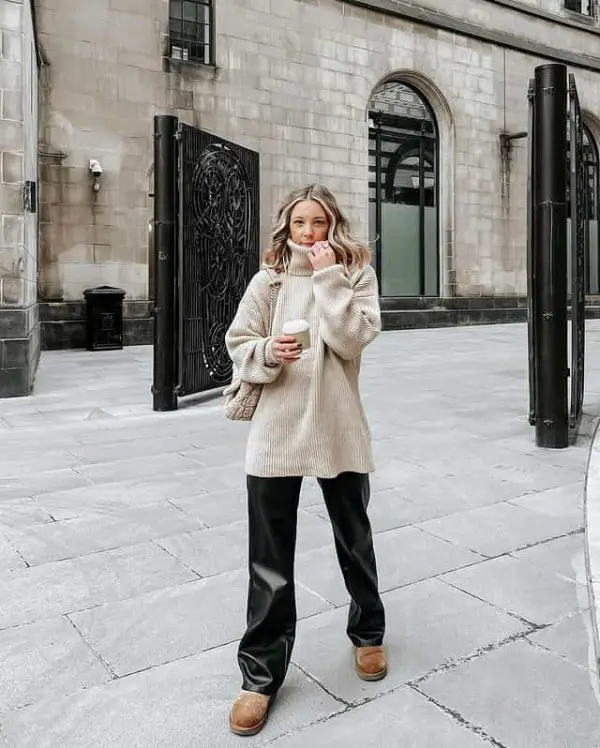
[342,0,600,73]
[485,0,599,36]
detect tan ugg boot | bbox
[229,690,272,736]
[355,645,388,681]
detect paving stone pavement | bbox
[1,322,600,747]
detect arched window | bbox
[369,82,439,297]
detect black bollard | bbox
[532,64,568,448]
[152,115,179,412]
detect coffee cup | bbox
[282,319,311,351]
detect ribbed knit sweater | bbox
[225,241,381,478]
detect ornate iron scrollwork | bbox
[568,74,587,429]
[178,125,260,396]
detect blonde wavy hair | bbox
[263,184,371,273]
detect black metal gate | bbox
[177,124,259,397]
[152,116,259,411]
[568,73,587,429]
[526,65,587,444]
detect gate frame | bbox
[152,115,178,412]
[526,65,587,444]
[152,115,260,411]
[568,72,587,430]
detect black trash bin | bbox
[83,286,126,351]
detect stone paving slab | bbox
[0,468,91,502]
[0,616,110,713]
[0,499,53,529]
[441,553,586,626]
[0,450,82,479]
[69,569,331,677]
[508,480,584,526]
[1,323,600,746]
[0,643,343,748]
[292,578,527,705]
[0,535,25,574]
[157,509,334,579]
[74,452,201,485]
[5,503,207,566]
[377,467,529,514]
[170,487,248,527]
[527,609,596,672]
[296,525,484,607]
[418,640,600,748]
[307,486,447,532]
[68,435,199,466]
[511,533,587,583]
[416,501,573,558]
[31,474,211,521]
[0,543,198,629]
[267,686,491,747]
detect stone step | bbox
[381,297,600,330]
[381,306,526,331]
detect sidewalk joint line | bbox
[2,532,30,569]
[408,684,510,748]
[64,613,118,680]
[260,704,350,746]
[151,539,203,580]
[410,629,533,686]
[435,578,541,629]
[289,662,350,707]
[523,633,592,672]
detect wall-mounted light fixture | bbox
[89,159,103,192]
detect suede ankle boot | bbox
[229,690,272,736]
[355,645,388,681]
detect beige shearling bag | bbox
[223,271,281,421]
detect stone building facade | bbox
[0,0,39,397]
[3,0,600,394]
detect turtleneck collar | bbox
[285,239,314,276]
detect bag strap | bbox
[264,268,282,335]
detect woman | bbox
[225,185,387,737]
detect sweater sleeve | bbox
[225,272,283,384]
[312,263,381,360]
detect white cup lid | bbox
[282,320,309,334]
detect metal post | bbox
[526,80,536,426]
[374,115,383,290]
[532,64,568,448]
[152,115,178,412]
[419,122,426,296]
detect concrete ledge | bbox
[0,330,40,398]
[381,297,528,330]
[585,422,600,679]
[40,300,154,350]
[0,303,40,398]
[381,297,600,330]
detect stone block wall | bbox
[0,0,39,397]
[34,0,600,318]
[36,0,165,305]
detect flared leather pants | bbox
[238,472,386,695]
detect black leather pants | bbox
[238,472,385,695]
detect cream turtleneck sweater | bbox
[225,240,381,478]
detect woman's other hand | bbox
[271,336,302,364]
[308,241,335,271]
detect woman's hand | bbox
[271,336,302,365]
[308,241,335,271]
